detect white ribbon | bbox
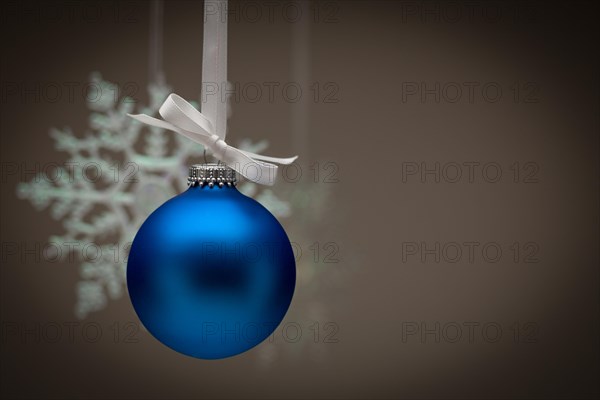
[128,94,296,185]
[127,0,297,185]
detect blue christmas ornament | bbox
[127,164,296,359]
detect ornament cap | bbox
[187,163,237,188]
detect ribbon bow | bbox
[128,94,297,185]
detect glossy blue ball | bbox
[127,185,296,359]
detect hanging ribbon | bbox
[128,0,297,185]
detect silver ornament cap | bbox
[187,163,237,188]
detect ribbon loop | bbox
[160,94,215,138]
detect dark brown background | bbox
[1,0,598,399]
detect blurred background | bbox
[1,0,598,398]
